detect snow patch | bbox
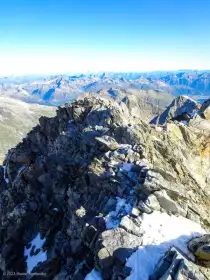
[85,269,103,280]
[2,165,9,183]
[155,126,163,132]
[118,144,132,149]
[189,110,199,116]
[126,211,205,280]
[122,163,134,172]
[179,120,188,126]
[105,197,132,229]
[182,95,197,103]
[24,233,47,273]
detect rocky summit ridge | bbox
[0,95,210,280]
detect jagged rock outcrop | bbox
[150,247,208,280]
[152,95,201,125]
[0,95,209,280]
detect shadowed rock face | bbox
[0,96,210,279]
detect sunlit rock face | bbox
[200,98,210,120]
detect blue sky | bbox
[0,0,210,75]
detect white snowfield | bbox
[24,233,47,273]
[105,197,132,230]
[85,211,206,280]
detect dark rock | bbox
[30,258,60,280]
[188,235,210,255]
[112,264,132,279]
[113,247,136,265]
[150,247,207,280]
[72,272,85,280]
[188,235,210,266]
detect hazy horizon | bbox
[1,69,210,79]
[1,0,210,75]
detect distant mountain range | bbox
[0,71,209,107]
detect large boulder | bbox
[188,235,210,267]
[152,95,201,125]
[96,227,142,278]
